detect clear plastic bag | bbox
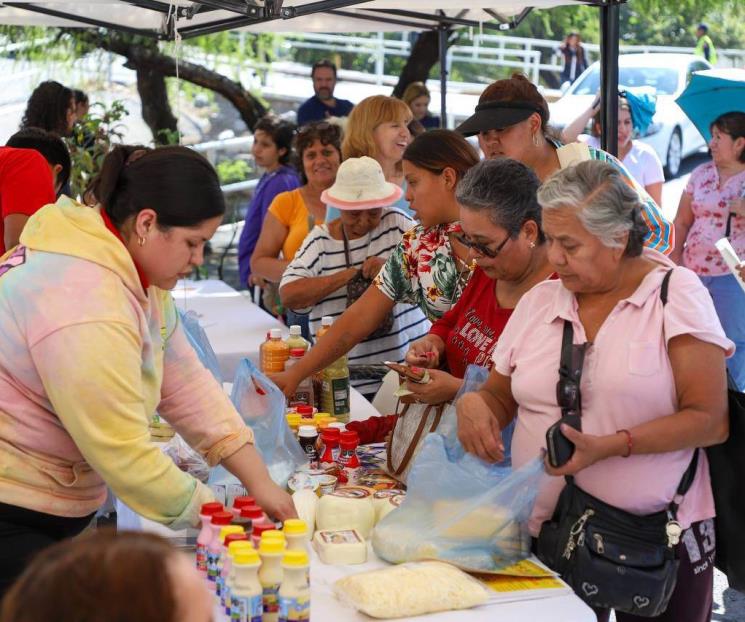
[179,309,222,383]
[162,433,210,483]
[372,365,542,572]
[209,359,307,489]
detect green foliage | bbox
[67,100,128,200]
[215,158,252,185]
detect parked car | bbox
[549,53,712,178]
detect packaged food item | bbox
[196,502,224,574]
[316,474,338,496]
[252,522,279,548]
[231,495,256,519]
[333,561,491,619]
[357,470,400,491]
[373,490,406,523]
[297,425,319,468]
[291,488,318,531]
[316,487,376,538]
[216,526,245,597]
[225,540,255,616]
[261,328,289,373]
[258,539,285,622]
[286,349,314,408]
[283,518,310,552]
[285,413,302,435]
[279,550,310,622]
[319,428,340,466]
[337,431,360,484]
[321,354,350,423]
[231,548,263,622]
[206,512,234,589]
[313,529,367,565]
[296,404,315,420]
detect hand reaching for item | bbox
[456,391,504,463]
[361,256,387,279]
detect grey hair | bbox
[537,160,648,256]
[455,158,544,241]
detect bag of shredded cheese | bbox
[334,561,490,618]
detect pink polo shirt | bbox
[492,250,733,535]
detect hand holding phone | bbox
[545,413,582,468]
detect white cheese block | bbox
[371,489,406,523]
[312,529,367,565]
[334,561,490,618]
[316,487,376,538]
[376,494,405,524]
[292,488,318,532]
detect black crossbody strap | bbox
[658,268,701,513]
[341,225,352,268]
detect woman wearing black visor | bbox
[456,73,673,255]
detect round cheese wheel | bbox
[316,487,376,538]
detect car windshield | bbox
[572,65,680,96]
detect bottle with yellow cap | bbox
[231,547,262,622]
[225,540,254,617]
[258,538,285,622]
[260,529,286,546]
[278,550,310,622]
[282,519,309,552]
[217,526,245,599]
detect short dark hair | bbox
[456,158,545,243]
[711,111,745,163]
[88,145,225,230]
[21,80,73,136]
[254,114,297,165]
[0,531,177,622]
[403,129,480,181]
[73,89,89,106]
[311,59,337,78]
[293,121,342,184]
[6,127,72,191]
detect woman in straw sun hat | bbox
[279,156,429,398]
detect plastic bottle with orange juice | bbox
[261,328,289,373]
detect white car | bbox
[548,53,712,178]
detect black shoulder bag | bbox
[342,226,394,340]
[536,299,699,617]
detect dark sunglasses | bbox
[452,231,511,258]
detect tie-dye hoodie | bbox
[0,197,253,528]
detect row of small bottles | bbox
[260,318,350,423]
[197,498,310,622]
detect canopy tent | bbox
[0,0,625,153]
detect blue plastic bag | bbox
[373,434,545,572]
[213,359,307,488]
[179,309,222,383]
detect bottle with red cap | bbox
[252,522,279,548]
[319,428,341,466]
[338,430,361,484]
[206,511,234,589]
[196,502,224,573]
[231,495,256,524]
[295,404,314,421]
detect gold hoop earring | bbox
[138,236,146,247]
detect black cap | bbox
[455,101,543,137]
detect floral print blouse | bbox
[682,161,745,276]
[374,222,473,322]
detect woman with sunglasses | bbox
[272,130,479,399]
[403,157,555,405]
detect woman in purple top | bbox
[238,115,300,287]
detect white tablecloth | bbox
[172,279,380,421]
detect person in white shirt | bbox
[561,94,664,207]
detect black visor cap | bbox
[456,101,543,137]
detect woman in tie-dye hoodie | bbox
[0,146,295,594]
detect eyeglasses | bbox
[452,231,511,258]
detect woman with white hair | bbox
[457,160,730,622]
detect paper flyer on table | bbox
[715,237,745,294]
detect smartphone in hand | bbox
[545,413,581,468]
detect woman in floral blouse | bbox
[273,130,480,398]
[672,112,745,389]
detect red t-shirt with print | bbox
[0,147,56,254]
[429,267,513,378]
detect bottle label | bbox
[279,593,310,622]
[331,377,350,416]
[231,594,262,622]
[262,584,280,614]
[195,543,207,572]
[206,551,219,582]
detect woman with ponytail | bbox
[0,145,296,596]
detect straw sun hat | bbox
[321,156,403,210]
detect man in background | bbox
[694,23,718,64]
[296,60,354,126]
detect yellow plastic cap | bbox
[228,541,255,556]
[258,539,286,555]
[219,525,244,541]
[282,519,307,535]
[282,550,310,567]
[233,549,261,566]
[260,529,286,541]
[286,414,302,425]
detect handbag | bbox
[536,313,699,617]
[386,397,446,484]
[659,268,745,591]
[342,226,394,340]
